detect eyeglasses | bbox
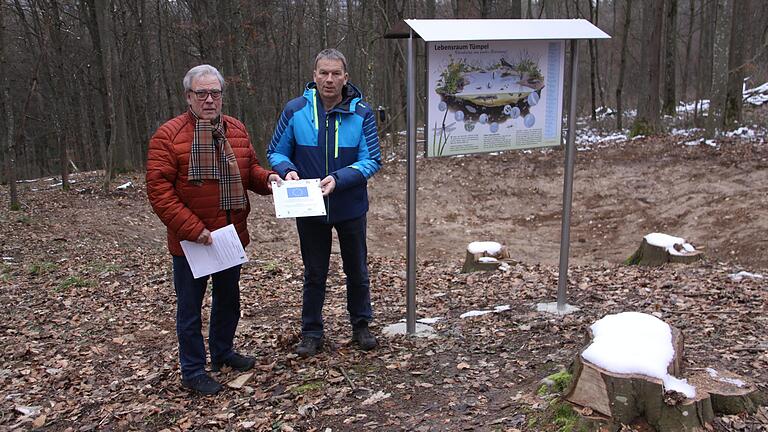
[190,89,223,101]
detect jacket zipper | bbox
[334,114,340,158]
[325,114,330,222]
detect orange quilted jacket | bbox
[146,111,274,256]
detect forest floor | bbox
[1,118,768,431]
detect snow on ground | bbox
[677,99,710,114]
[670,127,701,136]
[576,128,628,150]
[744,82,768,106]
[460,304,510,319]
[728,271,764,282]
[725,126,759,139]
[582,312,696,398]
[683,138,718,147]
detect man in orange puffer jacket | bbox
[146,65,279,395]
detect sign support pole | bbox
[557,39,580,311]
[406,29,417,333]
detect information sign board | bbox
[426,40,565,157]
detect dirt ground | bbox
[1,125,767,431]
[250,131,768,271]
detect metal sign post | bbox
[406,29,417,334]
[556,39,580,312]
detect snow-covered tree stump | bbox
[565,312,762,431]
[626,233,703,266]
[461,241,510,273]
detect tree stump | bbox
[626,234,703,266]
[461,242,510,273]
[565,323,762,431]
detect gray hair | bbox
[314,49,347,72]
[182,65,225,91]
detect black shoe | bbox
[181,374,222,395]
[352,326,378,351]
[211,352,256,372]
[296,336,323,358]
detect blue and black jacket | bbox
[268,82,381,224]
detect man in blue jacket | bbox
[268,49,382,357]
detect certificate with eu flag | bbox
[271,179,327,218]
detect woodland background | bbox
[1,0,767,193]
[2,1,768,430]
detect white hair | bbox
[182,65,225,91]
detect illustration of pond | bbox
[431,55,546,156]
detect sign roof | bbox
[404,19,610,41]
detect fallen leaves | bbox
[361,390,391,406]
[226,372,254,389]
[1,168,767,431]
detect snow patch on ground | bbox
[744,82,768,106]
[460,304,510,319]
[728,271,764,282]
[576,128,628,150]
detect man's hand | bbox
[267,173,281,192]
[196,228,213,245]
[320,175,336,196]
[285,171,300,181]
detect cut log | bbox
[461,243,511,273]
[626,238,703,266]
[565,322,762,431]
[687,368,763,415]
[566,355,714,431]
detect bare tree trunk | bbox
[706,0,733,138]
[0,9,20,209]
[662,0,678,116]
[455,0,479,17]
[135,0,157,133]
[594,0,606,109]
[480,0,491,18]
[724,0,750,126]
[426,0,436,18]
[681,0,695,103]
[319,0,328,48]
[633,0,664,136]
[695,0,716,126]
[509,0,522,18]
[616,0,632,130]
[157,0,175,118]
[219,0,242,119]
[11,66,39,209]
[48,0,71,190]
[587,0,597,120]
[87,0,118,191]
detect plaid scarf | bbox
[187,110,247,210]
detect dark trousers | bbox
[172,255,241,380]
[296,215,372,338]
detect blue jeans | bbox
[296,215,372,338]
[172,255,241,380]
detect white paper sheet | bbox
[271,179,327,218]
[179,224,248,279]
